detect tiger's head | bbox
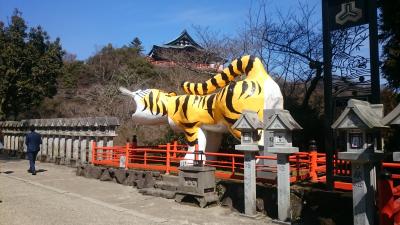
[119,87,176,125]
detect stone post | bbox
[80,138,88,164]
[65,135,72,164]
[232,110,263,217]
[72,137,80,161]
[339,152,383,225]
[264,109,302,223]
[243,151,257,215]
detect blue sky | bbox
[0,0,320,60]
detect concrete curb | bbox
[1,173,170,224]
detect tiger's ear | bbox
[168,92,177,96]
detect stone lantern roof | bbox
[331,99,387,129]
[264,109,302,131]
[382,103,400,126]
[232,110,263,131]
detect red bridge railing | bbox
[91,141,400,188]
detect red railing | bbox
[92,141,313,183]
[91,141,400,224]
[91,141,400,189]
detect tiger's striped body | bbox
[120,55,283,162]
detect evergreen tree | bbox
[129,37,144,55]
[379,0,400,90]
[0,9,63,120]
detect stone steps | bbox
[138,188,176,199]
[154,180,178,191]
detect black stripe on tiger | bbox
[237,57,244,73]
[155,92,160,115]
[201,83,208,95]
[223,115,238,125]
[228,64,239,78]
[206,94,215,119]
[149,91,154,115]
[226,82,241,114]
[245,55,255,75]
[184,131,195,137]
[194,84,200,95]
[220,71,230,85]
[161,102,167,116]
[182,95,190,119]
[245,81,256,99]
[211,77,219,88]
[180,121,198,128]
[186,82,192,94]
[239,81,248,98]
[173,97,180,115]
[142,96,149,112]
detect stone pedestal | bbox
[175,166,218,208]
[80,139,88,163]
[72,138,80,160]
[53,137,60,158]
[268,148,298,222]
[244,151,257,216]
[59,137,66,160]
[65,137,72,164]
[338,151,384,225]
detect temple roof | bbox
[164,29,203,49]
[148,30,203,58]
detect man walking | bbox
[26,127,42,175]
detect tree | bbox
[379,0,400,91]
[0,9,64,120]
[129,37,144,55]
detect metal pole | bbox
[368,0,380,104]
[322,0,334,190]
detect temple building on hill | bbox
[147,30,224,71]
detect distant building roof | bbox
[148,30,223,65]
[148,30,203,58]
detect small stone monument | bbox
[175,165,218,208]
[332,99,387,225]
[265,109,302,223]
[232,110,263,216]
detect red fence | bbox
[91,141,400,188]
[92,141,314,183]
[91,141,400,223]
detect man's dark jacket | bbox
[26,131,42,152]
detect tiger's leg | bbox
[204,131,223,162]
[183,128,206,161]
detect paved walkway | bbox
[0,157,273,225]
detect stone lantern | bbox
[232,110,263,152]
[264,109,302,153]
[332,99,387,225]
[232,110,263,217]
[264,109,302,223]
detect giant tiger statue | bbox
[119,55,283,164]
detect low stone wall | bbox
[0,117,119,165]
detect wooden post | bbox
[166,143,170,174]
[125,143,129,169]
[195,144,199,161]
[91,141,96,165]
[173,141,177,158]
